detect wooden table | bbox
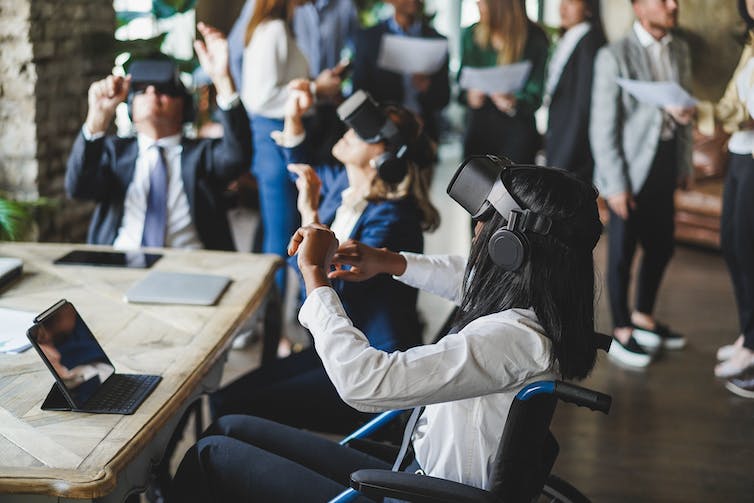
[0,243,281,502]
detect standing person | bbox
[66,23,250,251]
[352,0,450,142]
[700,0,754,392]
[168,158,604,502]
[240,0,310,293]
[544,0,606,182]
[590,0,694,367]
[460,0,549,163]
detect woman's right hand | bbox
[285,78,314,119]
[287,163,321,224]
[329,240,407,282]
[466,89,486,109]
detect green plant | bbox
[0,196,52,241]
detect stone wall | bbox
[0,0,114,242]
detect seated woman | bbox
[170,157,604,502]
[209,86,439,433]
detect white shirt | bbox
[730,57,754,155]
[545,22,591,99]
[113,133,201,250]
[329,187,368,244]
[633,21,676,140]
[298,252,555,490]
[241,19,309,118]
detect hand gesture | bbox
[466,89,486,109]
[329,240,407,282]
[287,163,322,224]
[288,224,339,269]
[490,93,516,115]
[194,22,235,98]
[664,105,695,126]
[285,79,314,120]
[606,191,635,221]
[85,74,131,134]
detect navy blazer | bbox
[352,20,450,141]
[546,28,606,182]
[65,104,252,251]
[285,143,424,352]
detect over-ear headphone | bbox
[487,207,553,271]
[371,144,409,184]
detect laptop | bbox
[27,300,161,415]
[124,271,231,306]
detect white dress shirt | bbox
[633,21,677,140]
[730,57,754,155]
[241,19,309,118]
[329,187,368,244]
[298,252,555,490]
[112,133,201,250]
[545,21,591,99]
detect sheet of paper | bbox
[0,307,35,354]
[616,78,697,108]
[459,61,533,95]
[377,35,448,75]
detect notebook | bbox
[0,257,22,290]
[124,271,231,306]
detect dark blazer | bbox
[546,27,606,182]
[65,104,252,251]
[352,19,450,141]
[285,143,424,352]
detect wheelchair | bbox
[329,336,613,503]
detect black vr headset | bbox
[336,90,424,184]
[447,155,599,272]
[127,59,194,123]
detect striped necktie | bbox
[141,145,168,247]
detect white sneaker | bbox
[608,335,652,368]
[714,346,754,378]
[716,335,744,361]
[631,323,686,350]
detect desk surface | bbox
[0,243,280,498]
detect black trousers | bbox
[607,139,677,328]
[210,348,375,435]
[169,415,388,503]
[721,153,754,350]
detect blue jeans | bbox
[251,115,300,294]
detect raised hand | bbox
[329,240,407,282]
[194,22,235,98]
[285,79,315,120]
[287,163,322,224]
[84,74,131,134]
[288,224,340,293]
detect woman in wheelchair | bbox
[169,157,604,502]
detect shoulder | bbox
[422,24,446,40]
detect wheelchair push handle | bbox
[553,381,611,414]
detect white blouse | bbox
[298,252,555,490]
[241,19,309,118]
[731,57,754,155]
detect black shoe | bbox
[726,369,754,399]
[608,335,652,368]
[632,323,686,350]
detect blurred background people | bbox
[352,0,450,142]
[459,0,549,163]
[591,0,693,367]
[544,0,606,181]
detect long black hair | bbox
[584,0,607,43]
[453,168,603,380]
[740,0,754,30]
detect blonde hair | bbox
[475,0,529,64]
[245,0,297,45]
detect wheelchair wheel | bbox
[538,474,590,503]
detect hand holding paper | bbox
[459,61,532,96]
[616,78,697,108]
[377,35,448,75]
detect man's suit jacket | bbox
[546,27,606,182]
[65,104,252,251]
[353,20,450,141]
[590,29,693,197]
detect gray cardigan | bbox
[589,29,693,198]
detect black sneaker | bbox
[608,335,652,368]
[632,323,686,350]
[726,369,754,399]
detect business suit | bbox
[353,19,450,141]
[210,144,424,433]
[590,26,692,329]
[546,27,605,182]
[65,104,251,251]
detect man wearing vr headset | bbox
[169,156,603,502]
[65,23,251,251]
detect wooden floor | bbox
[218,143,754,502]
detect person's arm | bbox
[697,43,752,137]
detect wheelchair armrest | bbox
[350,469,498,503]
[553,381,611,414]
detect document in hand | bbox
[377,35,448,75]
[616,78,697,108]
[459,61,533,95]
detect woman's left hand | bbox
[490,93,516,114]
[194,22,234,99]
[288,224,339,293]
[287,163,321,224]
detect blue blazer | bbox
[285,144,424,352]
[65,104,252,251]
[352,20,450,141]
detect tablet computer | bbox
[54,250,162,268]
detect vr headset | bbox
[447,155,597,272]
[336,90,420,184]
[127,59,194,123]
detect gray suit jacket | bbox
[590,29,692,198]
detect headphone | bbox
[487,205,553,272]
